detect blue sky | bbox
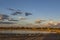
[0,0,60,23]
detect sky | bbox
[0,0,60,23]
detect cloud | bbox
[0,22,15,24]
[35,19,46,23]
[0,14,9,20]
[8,8,16,11]
[8,8,21,11]
[25,12,32,16]
[43,22,60,28]
[8,17,19,21]
[11,11,22,15]
[18,17,27,20]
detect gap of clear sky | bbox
[0,0,60,23]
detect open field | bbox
[0,33,60,40]
[0,24,60,40]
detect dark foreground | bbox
[0,33,60,40]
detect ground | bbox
[0,33,60,40]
